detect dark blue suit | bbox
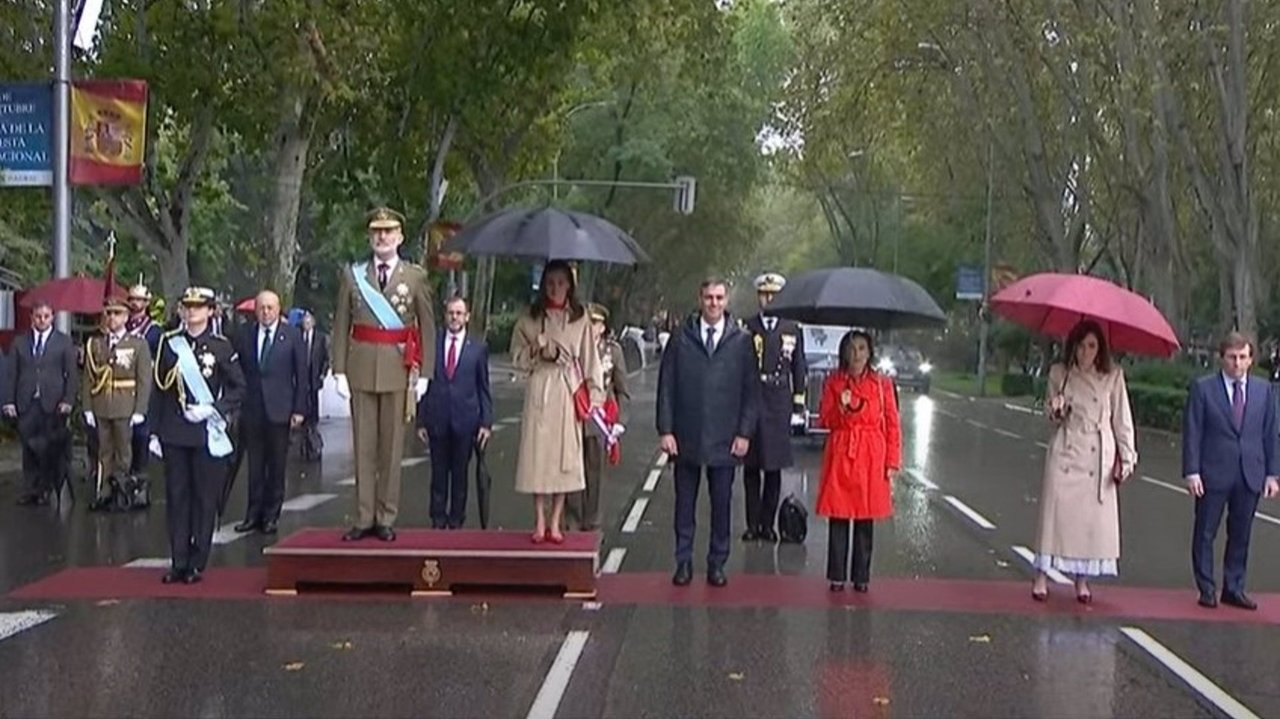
[1182,374,1279,597]
[417,330,492,528]
[236,323,308,524]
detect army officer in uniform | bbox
[332,207,435,542]
[151,287,245,584]
[567,303,630,531]
[84,296,153,510]
[742,272,807,542]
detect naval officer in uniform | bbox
[332,208,435,542]
[84,295,153,510]
[151,287,245,584]
[742,272,807,542]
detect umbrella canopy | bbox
[990,272,1179,357]
[766,267,947,330]
[474,441,492,530]
[20,276,124,314]
[234,297,256,313]
[444,207,651,265]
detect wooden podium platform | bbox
[262,529,601,598]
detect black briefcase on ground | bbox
[778,493,808,544]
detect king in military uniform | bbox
[151,287,244,584]
[567,303,630,531]
[332,207,436,542]
[84,295,154,511]
[742,272,807,542]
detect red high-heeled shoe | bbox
[531,529,546,544]
[546,529,565,544]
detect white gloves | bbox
[84,411,96,428]
[335,374,351,399]
[610,423,626,440]
[415,378,429,400]
[149,435,163,458]
[790,413,806,428]
[182,404,216,423]
[130,413,144,427]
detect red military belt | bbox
[351,323,421,370]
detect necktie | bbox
[260,328,273,364]
[378,262,390,289]
[446,336,458,379]
[705,326,716,353]
[34,333,44,358]
[1232,380,1245,428]
[765,317,775,332]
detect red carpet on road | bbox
[8,567,1280,624]
[271,528,600,553]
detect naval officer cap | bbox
[367,207,405,230]
[180,286,218,307]
[754,272,786,294]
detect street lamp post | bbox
[977,141,995,397]
[52,0,72,333]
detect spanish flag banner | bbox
[69,79,148,186]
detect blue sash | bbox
[168,335,233,458]
[352,263,404,330]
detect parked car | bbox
[798,324,850,436]
[877,345,933,394]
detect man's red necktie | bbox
[446,336,458,379]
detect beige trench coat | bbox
[1034,363,1138,561]
[511,308,604,495]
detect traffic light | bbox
[674,175,697,215]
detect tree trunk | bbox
[263,94,312,304]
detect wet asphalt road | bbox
[0,369,1277,718]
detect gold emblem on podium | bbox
[420,559,442,587]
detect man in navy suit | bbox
[1183,331,1280,610]
[416,297,492,529]
[234,290,307,534]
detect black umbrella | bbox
[474,440,492,530]
[767,267,947,330]
[444,207,651,265]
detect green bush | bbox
[486,312,519,355]
[1127,382,1187,432]
[1000,373,1035,397]
[1125,361,1200,390]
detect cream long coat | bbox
[1034,363,1138,562]
[511,308,604,494]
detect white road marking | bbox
[402,457,429,468]
[993,428,1022,439]
[642,468,662,493]
[581,602,602,611]
[1140,476,1280,526]
[1010,545,1071,584]
[211,522,247,545]
[0,610,57,643]
[1120,627,1261,719]
[943,495,996,530]
[337,477,356,486]
[621,497,650,533]
[966,419,988,430]
[601,548,627,574]
[655,452,669,468]
[904,468,939,491]
[499,416,521,426]
[526,630,591,719]
[1004,403,1038,415]
[938,390,963,400]
[1035,441,1049,450]
[280,493,339,512]
[124,558,171,569]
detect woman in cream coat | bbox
[1032,319,1137,603]
[510,261,604,543]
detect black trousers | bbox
[245,420,291,523]
[743,466,781,533]
[674,463,734,568]
[129,419,151,474]
[827,518,874,584]
[567,435,605,530]
[19,405,63,497]
[1192,478,1261,597]
[163,443,223,573]
[429,428,474,529]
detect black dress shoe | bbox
[853,582,869,593]
[1221,592,1257,610]
[672,561,693,586]
[760,528,778,543]
[374,525,396,542]
[183,569,203,585]
[342,526,372,542]
[161,569,186,584]
[1197,593,1218,608]
[233,519,260,533]
[707,567,728,587]
[829,582,846,592]
[261,520,278,534]
[741,529,758,542]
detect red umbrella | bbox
[235,297,255,313]
[20,276,124,314]
[990,272,1180,357]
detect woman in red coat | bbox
[816,330,902,592]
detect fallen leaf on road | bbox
[873,697,891,706]
[995,560,1010,568]
[728,672,744,681]
[283,662,305,672]
[969,634,992,643]
[330,641,353,650]
[470,602,490,614]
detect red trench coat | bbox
[816,370,902,520]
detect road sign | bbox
[0,83,53,187]
[674,175,696,215]
[956,264,985,301]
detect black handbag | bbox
[777,493,808,544]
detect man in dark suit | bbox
[1183,331,1279,610]
[657,278,760,588]
[299,310,330,461]
[1,302,78,505]
[416,297,493,529]
[233,290,307,534]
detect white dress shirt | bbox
[699,317,726,352]
[258,322,279,360]
[1222,371,1247,406]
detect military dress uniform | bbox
[84,297,154,510]
[567,304,630,531]
[151,287,245,584]
[743,273,807,542]
[125,283,164,476]
[332,208,436,541]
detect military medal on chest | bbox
[199,349,216,378]
[391,282,410,315]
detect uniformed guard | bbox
[332,207,436,542]
[150,287,244,585]
[125,281,163,477]
[742,272,807,542]
[567,303,630,531]
[84,295,153,511]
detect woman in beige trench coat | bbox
[510,261,604,543]
[1033,319,1137,603]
